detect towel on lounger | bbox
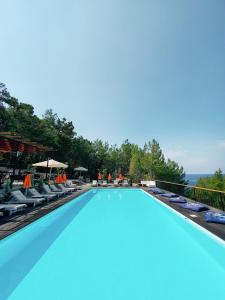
[204,211,225,224]
[180,202,209,212]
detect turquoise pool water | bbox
[0,189,225,300]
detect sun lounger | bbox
[49,184,67,196]
[65,180,82,190]
[9,190,45,207]
[65,180,76,187]
[168,197,187,203]
[140,180,156,187]
[102,180,108,187]
[0,203,27,216]
[62,183,77,192]
[42,184,61,197]
[204,211,225,224]
[180,202,209,212]
[123,180,129,187]
[92,180,98,187]
[28,188,56,202]
[113,180,119,187]
[57,184,75,193]
[148,187,165,194]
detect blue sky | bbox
[0,0,225,173]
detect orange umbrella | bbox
[108,173,112,181]
[23,174,32,189]
[62,173,67,182]
[98,173,102,180]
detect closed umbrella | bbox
[23,174,32,195]
[23,174,32,189]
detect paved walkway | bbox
[146,188,225,241]
[0,186,91,240]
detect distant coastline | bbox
[185,174,213,185]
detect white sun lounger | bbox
[113,180,119,187]
[140,180,156,187]
[102,180,108,187]
[92,180,98,187]
[123,180,129,187]
[65,181,82,190]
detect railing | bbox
[155,180,225,211]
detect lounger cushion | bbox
[180,202,209,212]
[169,197,187,203]
[204,211,225,224]
[161,193,178,198]
[148,188,165,194]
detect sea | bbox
[185,174,213,185]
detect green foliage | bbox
[128,139,186,183]
[129,145,143,181]
[1,82,187,182]
[196,169,225,191]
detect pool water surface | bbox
[1,189,225,300]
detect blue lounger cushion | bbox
[161,193,178,198]
[204,211,225,224]
[180,202,209,212]
[148,188,165,194]
[169,197,187,203]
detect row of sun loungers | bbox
[0,181,79,217]
[92,180,130,187]
[148,187,225,225]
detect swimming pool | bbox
[0,188,225,300]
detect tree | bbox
[196,169,225,191]
[129,146,143,181]
[120,139,132,175]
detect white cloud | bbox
[164,149,186,160]
[163,147,216,173]
[162,142,225,174]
